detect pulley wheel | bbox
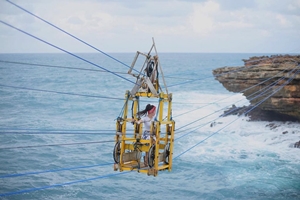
[163,143,170,164]
[113,141,121,163]
[148,144,156,168]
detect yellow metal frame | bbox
[113,38,174,176]
[113,91,175,177]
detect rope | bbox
[154,98,162,121]
[167,63,257,88]
[0,68,298,198]
[0,84,124,100]
[1,67,296,150]
[5,0,140,74]
[117,91,130,119]
[0,131,115,135]
[0,163,113,179]
[0,20,136,85]
[0,60,130,75]
[0,127,114,133]
[174,68,299,158]
[0,7,298,194]
[0,171,131,197]
[0,59,205,81]
[1,67,295,195]
[173,64,297,118]
[0,128,113,132]
[168,58,297,88]
[175,66,299,135]
[0,140,115,150]
[0,128,115,135]
[175,83,274,137]
[5,0,297,86]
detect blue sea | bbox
[0,53,299,200]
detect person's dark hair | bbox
[136,104,155,117]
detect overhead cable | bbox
[0,20,136,85]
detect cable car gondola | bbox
[113,38,175,176]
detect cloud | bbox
[215,0,256,10]
[255,0,300,15]
[187,1,220,36]
[0,0,299,53]
[276,14,292,27]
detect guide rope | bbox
[0,84,124,100]
[0,171,131,197]
[0,163,113,179]
[173,66,296,118]
[0,60,130,74]
[0,57,298,196]
[1,1,299,193]
[174,67,299,158]
[175,65,299,132]
[0,140,115,150]
[5,0,139,74]
[0,20,136,85]
[1,68,298,198]
[168,60,298,88]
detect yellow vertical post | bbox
[115,121,120,142]
[154,121,160,176]
[158,95,164,122]
[167,93,173,171]
[168,120,175,171]
[132,97,138,139]
[168,94,172,121]
[123,91,129,134]
[119,91,129,170]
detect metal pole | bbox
[152,37,168,94]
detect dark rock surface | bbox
[213,55,300,121]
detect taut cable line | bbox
[174,67,300,158]
[1,69,298,197]
[0,84,124,100]
[5,0,139,74]
[0,140,115,150]
[0,60,130,75]
[0,20,136,85]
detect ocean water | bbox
[0,53,299,200]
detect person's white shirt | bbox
[141,115,154,132]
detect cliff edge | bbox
[212,55,300,121]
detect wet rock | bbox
[266,123,280,130]
[221,104,247,117]
[210,121,223,127]
[221,105,298,122]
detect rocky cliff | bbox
[212,55,300,121]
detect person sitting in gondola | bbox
[134,104,156,141]
[132,104,156,166]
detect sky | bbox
[0,0,300,53]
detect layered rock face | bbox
[212,55,300,121]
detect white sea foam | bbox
[1,53,299,199]
[179,114,300,163]
[173,90,300,168]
